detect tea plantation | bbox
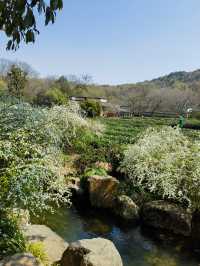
[99,117,200,145]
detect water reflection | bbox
[32,206,200,266]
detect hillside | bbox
[94,69,200,113]
[149,69,200,87]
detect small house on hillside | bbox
[69,96,108,103]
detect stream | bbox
[33,206,200,266]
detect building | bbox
[69,96,108,103]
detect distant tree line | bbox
[1,59,200,117]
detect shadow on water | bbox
[32,205,200,266]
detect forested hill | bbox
[118,69,200,89]
[97,69,200,112]
[149,69,200,87]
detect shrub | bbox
[84,167,108,177]
[33,88,67,107]
[191,111,200,120]
[75,146,107,174]
[75,144,123,176]
[0,100,104,260]
[0,210,26,259]
[80,100,102,117]
[106,144,125,175]
[118,181,155,206]
[0,101,94,213]
[71,120,104,154]
[46,88,68,106]
[26,242,49,266]
[46,103,90,148]
[121,126,200,209]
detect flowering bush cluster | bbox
[121,126,200,209]
[0,101,97,213]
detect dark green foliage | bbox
[33,87,68,106]
[81,100,102,117]
[106,144,125,176]
[191,111,200,120]
[74,146,106,174]
[0,0,63,50]
[0,211,26,260]
[151,69,200,87]
[118,181,156,206]
[84,167,108,177]
[7,65,27,99]
[55,76,72,95]
[74,134,124,176]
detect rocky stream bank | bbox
[1,174,200,266]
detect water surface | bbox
[34,206,200,266]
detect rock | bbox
[0,253,41,266]
[60,238,123,266]
[23,225,68,264]
[88,175,119,209]
[68,177,84,196]
[141,200,192,236]
[114,195,139,222]
[68,177,81,189]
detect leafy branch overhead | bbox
[0,0,63,50]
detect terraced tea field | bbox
[99,117,200,145]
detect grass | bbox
[26,242,49,266]
[99,116,200,145]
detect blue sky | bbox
[1,0,200,84]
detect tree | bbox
[128,87,149,115]
[0,58,38,77]
[33,87,67,106]
[0,0,63,50]
[81,100,102,117]
[55,76,71,95]
[7,65,27,99]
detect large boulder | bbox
[0,253,41,266]
[141,200,192,236]
[60,238,123,266]
[88,175,119,209]
[114,195,139,222]
[23,225,68,264]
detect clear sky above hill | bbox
[1,0,200,84]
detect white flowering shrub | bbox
[0,101,95,213]
[87,119,105,136]
[45,103,90,147]
[121,126,200,209]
